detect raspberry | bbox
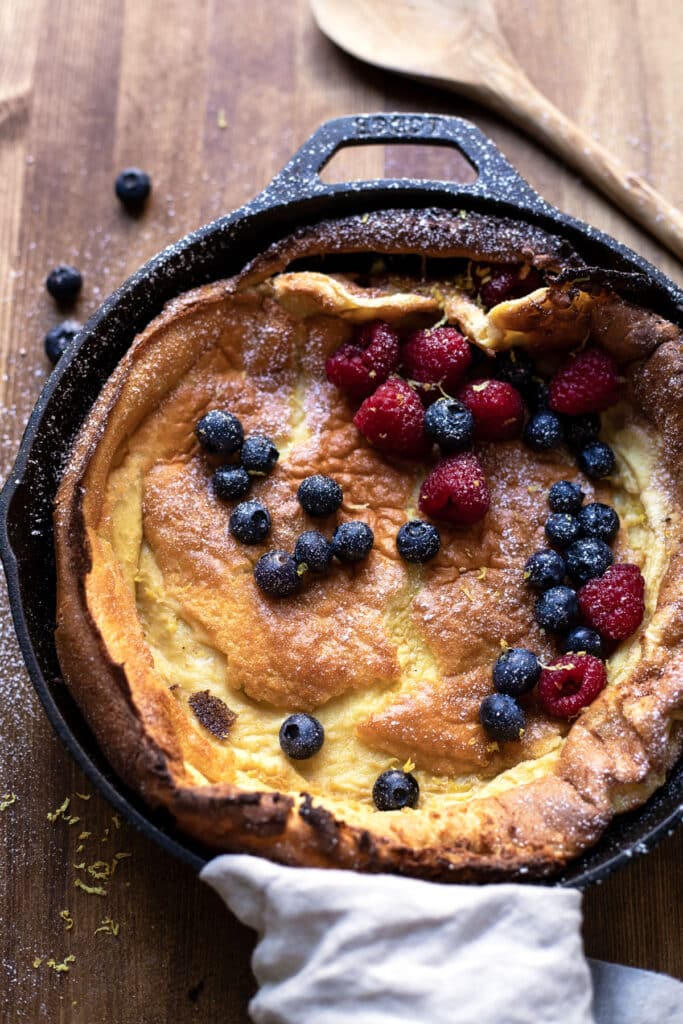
[418,453,490,524]
[578,563,645,641]
[401,326,471,397]
[538,654,607,718]
[548,349,620,415]
[458,379,525,441]
[353,378,427,457]
[477,264,543,308]
[325,321,400,400]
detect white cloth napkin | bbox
[201,854,683,1024]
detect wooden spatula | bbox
[311,0,683,260]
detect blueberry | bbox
[523,411,564,452]
[562,626,604,658]
[115,167,152,207]
[241,434,279,474]
[279,713,324,758]
[213,465,250,501]
[46,264,82,303]
[578,442,616,479]
[548,480,585,514]
[494,348,534,395]
[492,648,541,696]
[479,693,525,742]
[254,550,300,597]
[396,520,440,563]
[534,585,579,633]
[577,502,620,543]
[229,500,271,544]
[565,538,613,585]
[563,413,601,451]
[44,320,82,364]
[297,474,343,517]
[294,530,333,573]
[523,549,566,591]
[424,398,474,452]
[195,410,243,454]
[545,513,582,548]
[331,521,374,563]
[372,769,419,811]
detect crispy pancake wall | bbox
[54,209,683,879]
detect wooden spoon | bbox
[311,0,683,260]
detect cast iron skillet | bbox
[1,113,681,885]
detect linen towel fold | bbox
[201,854,682,1023]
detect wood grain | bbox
[0,1,680,1020]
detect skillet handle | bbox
[260,113,544,210]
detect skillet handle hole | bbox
[318,142,477,187]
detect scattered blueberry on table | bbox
[44,320,82,364]
[115,167,152,208]
[46,264,82,304]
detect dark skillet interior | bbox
[1,114,681,885]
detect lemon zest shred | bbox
[74,878,107,897]
[59,910,74,931]
[0,793,17,811]
[111,851,132,875]
[47,797,69,822]
[46,954,75,973]
[94,917,120,937]
[87,860,111,880]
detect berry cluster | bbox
[195,411,374,597]
[325,310,621,530]
[479,481,645,741]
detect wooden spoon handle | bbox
[483,72,683,260]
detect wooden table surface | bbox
[1,1,681,1020]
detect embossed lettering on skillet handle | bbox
[257,112,544,211]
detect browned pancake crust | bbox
[54,209,683,879]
